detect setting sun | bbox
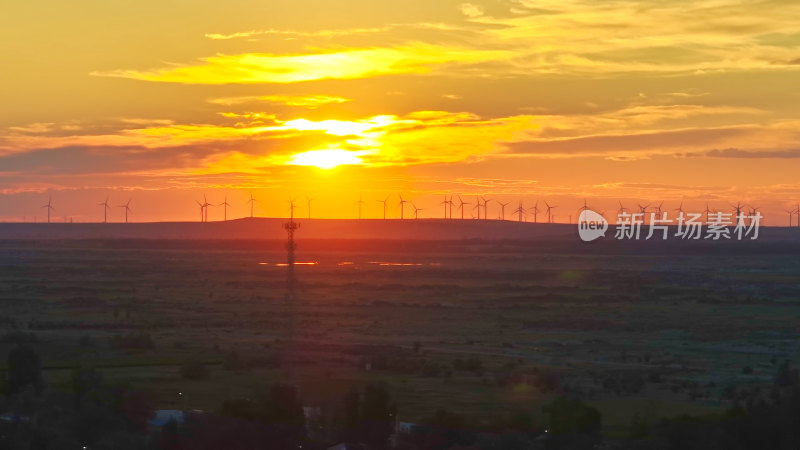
[288,149,364,169]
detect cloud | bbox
[460,3,484,18]
[592,182,721,192]
[0,110,535,178]
[505,127,750,157]
[206,111,537,170]
[205,26,392,40]
[92,44,510,84]
[203,22,480,41]
[463,0,800,75]
[682,148,800,159]
[209,94,351,108]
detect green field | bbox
[1,239,798,435]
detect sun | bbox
[288,149,364,169]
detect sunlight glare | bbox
[288,149,364,169]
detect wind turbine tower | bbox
[377,196,389,220]
[481,197,490,220]
[544,201,556,223]
[195,199,205,222]
[41,197,54,224]
[202,195,211,222]
[355,195,365,219]
[412,203,423,219]
[305,196,314,220]
[219,196,231,221]
[498,201,509,220]
[440,195,449,219]
[457,195,469,220]
[119,199,132,223]
[447,195,454,219]
[247,193,258,218]
[398,195,408,219]
[514,201,525,222]
[674,201,684,217]
[530,201,540,223]
[99,197,111,223]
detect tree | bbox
[361,384,397,450]
[543,397,602,449]
[259,384,305,449]
[343,389,361,443]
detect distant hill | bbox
[0,218,575,241]
[0,218,797,244]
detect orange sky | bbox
[2,0,800,224]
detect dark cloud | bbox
[0,144,239,176]
[504,127,748,155]
[0,134,343,176]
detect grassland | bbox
[1,236,798,435]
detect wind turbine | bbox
[731,201,745,220]
[796,203,800,228]
[457,195,469,220]
[544,201,556,223]
[497,201,509,221]
[219,196,231,221]
[792,204,799,228]
[305,196,314,220]
[654,201,664,217]
[529,201,539,223]
[119,199,132,223]
[41,197,54,224]
[447,195,454,219]
[411,202,423,219]
[474,195,481,220]
[195,200,205,222]
[703,203,712,222]
[579,199,590,213]
[355,195,365,219]
[287,199,297,220]
[637,203,649,214]
[481,197,491,220]
[99,197,111,223]
[514,201,525,222]
[674,201,684,216]
[786,208,795,227]
[617,201,628,215]
[247,192,258,218]
[440,195,449,219]
[202,195,211,222]
[398,195,408,219]
[377,196,389,220]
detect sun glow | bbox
[288,149,364,169]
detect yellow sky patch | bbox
[94,43,511,84]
